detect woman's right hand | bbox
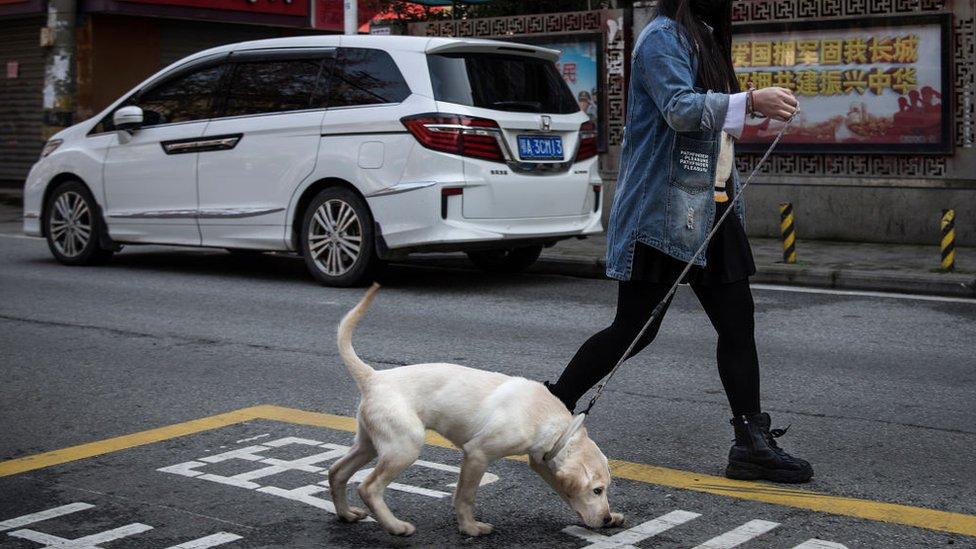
[752,87,799,121]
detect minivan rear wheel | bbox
[466,245,542,274]
[300,187,380,287]
[44,180,114,266]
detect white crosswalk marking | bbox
[692,519,780,548]
[563,509,702,548]
[8,522,153,547]
[792,540,849,548]
[159,436,499,518]
[0,502,94,532]
[164,532,244,548]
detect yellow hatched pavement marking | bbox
[1,404,974,538]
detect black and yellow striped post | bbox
[940,209,956,271]
[779,202,797,264]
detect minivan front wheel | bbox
[44,181,114,266]
[300,187,379,287]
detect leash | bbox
[543,113,795,462]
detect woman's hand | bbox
[752,87,799,121]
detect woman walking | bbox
[546,0,813,483]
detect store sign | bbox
[119,0,307,17]
[733,14,952,154]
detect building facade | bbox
[2,0,973,245]
[411,0,975,246]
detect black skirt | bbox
[629,198,756,286]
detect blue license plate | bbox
[517,135,564,160]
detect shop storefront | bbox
[0,1,46,181]
[0,0,377,184]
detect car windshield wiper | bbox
[491,100,542,112]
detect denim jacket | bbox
[605,15,744,281]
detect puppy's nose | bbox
[602,515,613,526]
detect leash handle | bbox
[582,114,796,416]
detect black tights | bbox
[549,278,761,416]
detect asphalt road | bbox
[1,230,975,548]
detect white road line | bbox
[9,522,153,546]
[692,519,780,549]
[164,532,244,548]
[563,510,701,549]
[752,283,976,304]
[234,433,270,444]
[792,540,849,549]
[0,502,94,531]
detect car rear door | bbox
[317,47,419,196]
[196,49,334,250]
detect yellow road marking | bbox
[0,407,262,478]
[1,404,974,538]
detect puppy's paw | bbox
[385,520,416,536]
[338,506,369,523]
[459,521,494,537]
[608,512,625,527]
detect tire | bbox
[466,245,542,274]
[44,180,114,266]
[299,186,380,287]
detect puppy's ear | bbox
[554,462,586,495]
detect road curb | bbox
[523,255,976,299]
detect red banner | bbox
[118,0,308,17]
[733,15,952,154]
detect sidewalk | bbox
[2,188,972,297]
[533,233,975,298]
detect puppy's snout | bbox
[602,515,613,526]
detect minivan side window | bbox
[329,48,410,108]
[137,64,226,127]
[222,58,329,117]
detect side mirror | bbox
[113,105,144,132]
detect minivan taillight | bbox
[401,114,505,162]
[576,121,598,162]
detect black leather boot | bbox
[726,413,813,483]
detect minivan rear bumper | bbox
[368,182,602,256]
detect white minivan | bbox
[23,35,603,286]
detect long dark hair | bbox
[656,0,739,93]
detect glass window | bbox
[137,65,225,127]
[329,48,410,107]
[428,53,579,114]
[223,58,327,117]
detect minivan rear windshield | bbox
[428,52,579,114]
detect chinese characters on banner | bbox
[733,20,946,150]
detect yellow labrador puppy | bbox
[328,284,624,537]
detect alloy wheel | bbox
[307,199,363,277]
[49,191,92,258]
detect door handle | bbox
[161,134,242,155]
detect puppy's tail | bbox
[337,282,379,389]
